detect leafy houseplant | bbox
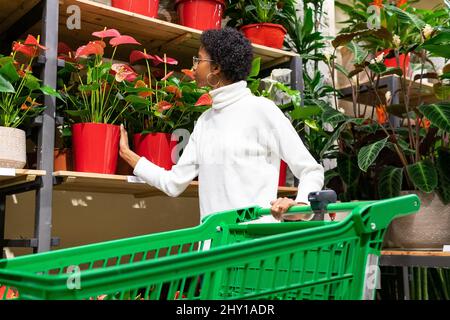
[0,35,60,169]
[322,2,450,249]
[123,50,210,170]
[225,0,295,48]
[60,28,142,174]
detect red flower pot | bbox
[175,0,225,31]
[111,0,159,18]
[278,160,287,187]
[241,23,287,49]
[72,123,120,174]
[133,133,178,170]
[380,49,410,75]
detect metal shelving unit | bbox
[0,0,302,257]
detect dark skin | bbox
[119,46,308,221]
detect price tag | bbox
[0,168,16,176]
[443,245,450,252]
[127,176,146,184]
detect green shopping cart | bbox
[0,193,420,300]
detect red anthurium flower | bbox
[110,35,141,47]
[371,0,383,7]
[195,93,213,107]
[375,104,387,124]
[111,63,138,82]
[181,69,195,80]
[0,286,19,299]
[396,0,407,7]
[161,71,174,81]
[418,117,431,129]
[154,55,178,65]
[157,101,173,112]
[13,42,39,58]
[129,50,156,65]
[92,28,121,39]
[75,41,105,59]
[24,35,47,50]
[165,85,182,99]
[135,80,153,98]
[58,42,72,55]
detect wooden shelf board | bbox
[0,169,46,189]
[53,171,298,198]
[337,75,437,106]
[56,0,297,69]
[381,250,450,257]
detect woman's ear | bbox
[210,62,221,76]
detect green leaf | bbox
[0,61,19,83]
[378,166,403,199]
[78,83,100,92]
[357,137,388,172]
[289,106,322,120]
[65,110,89,118]
[348,41,368,65]
[422,44,450,59]
[418,102,450,132]
[437,148,450,204]
[41,85,62,100]
[406,160,438,193]
[249,57,261,78]
[0,73,15,93]
[321,106,347,126]
[368,62,387,74]
[337,155,360,186]
[382,67,403,77]
[125,95,150,106]
[385,4,426,31]
[24,74,41,91]
[304,119,320,131]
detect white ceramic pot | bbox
[0,126,26,169]
[383,191,450,249]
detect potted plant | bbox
[111,0,159,18]
[324,3,450,248]
[0,35,60,169]
[225,0,294,49]
[60,28,141,174]
[175,0,226,30]
[124,50,210,170]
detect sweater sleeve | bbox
[272,105,325,219]
[133,128,200,197]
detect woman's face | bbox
[193,47,214,88]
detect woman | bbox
[119,28,324,223]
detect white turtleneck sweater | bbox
[133,81,324,223]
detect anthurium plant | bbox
[59,28,142,124]
[123,50,211,134]
[0,35,60,128]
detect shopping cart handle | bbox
[308,190,337,214]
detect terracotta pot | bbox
[72,123,120,174]
[54,148,72,171]
[175,0,225,30]
[241,23,287,49]
[0,126,26,169]
[133,132,178,170]
[383,191,450,249]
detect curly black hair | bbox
[200,27,253,83]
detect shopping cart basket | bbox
[0,193,420,300]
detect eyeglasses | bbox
[193,56,214,68]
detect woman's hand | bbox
[270,197,308,221]
[119,124,141,169]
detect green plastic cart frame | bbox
[0,194,420,300]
